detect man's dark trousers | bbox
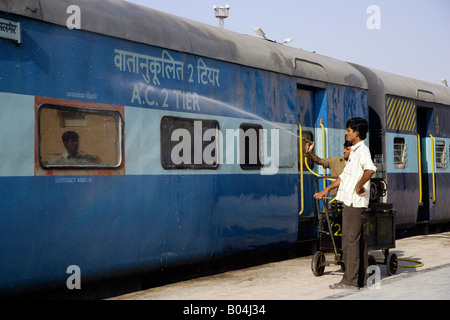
[341,204,368,287]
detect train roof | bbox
[352,64,450,106]
[0,0,367,89]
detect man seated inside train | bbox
[48,131,102,166]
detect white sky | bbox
[124,0,450,85]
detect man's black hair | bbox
[343,140,353,148]
[346,118,368,140]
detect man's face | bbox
[343,147,351,160]
[64,138,79,156]
[345,127,359,144]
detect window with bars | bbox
[435,140,447,169]
[393,137,406,169]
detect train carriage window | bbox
[161,116,220,170]
[435,140,447,169]
[39,105,123,169]
[393,137,407,169]
[240,123,264,170]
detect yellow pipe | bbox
[319,120,326,190]
[374,257,423,268]
[305,156,335,181]
[429,134,436,203]
[298,124,304,216]
[305,156,322,178]
[304,156,336,205]
[417,134,422,204]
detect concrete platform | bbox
[109,232,450,300]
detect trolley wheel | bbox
[311,251,326,276]
[386,252,398,276]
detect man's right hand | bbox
[313,190,327,200]
[305,142,315,153]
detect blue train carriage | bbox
[0,0,367,294]
[353,65,450,232]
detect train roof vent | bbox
[417,89,435,102]
[292,58,327,80]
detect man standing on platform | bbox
[313,118,376,289]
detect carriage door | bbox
[296,86,317,240]
[417,107,434,223]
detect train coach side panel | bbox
[0,13,300,292]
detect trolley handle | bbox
[313,175,339,214]
[313,175,339,194]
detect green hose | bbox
[375,256,423,268]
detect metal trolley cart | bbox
[311,176,398,277]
